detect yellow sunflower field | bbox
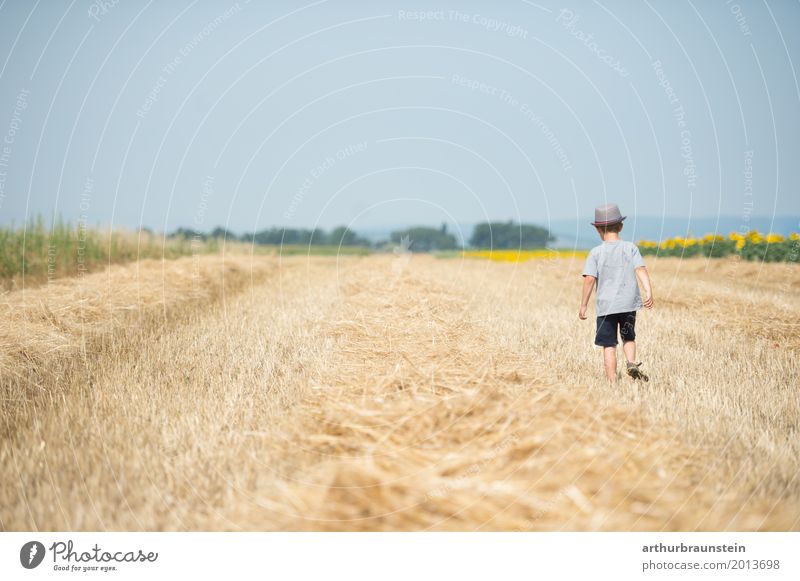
[638,231,800,262]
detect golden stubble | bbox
[1,254,797,530]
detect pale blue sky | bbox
[0,0,798,238]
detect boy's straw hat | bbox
[591,203,627,226]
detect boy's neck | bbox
[602,232,621,242]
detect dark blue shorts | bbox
[595,311,636,347]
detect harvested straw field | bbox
[1,253,798,531]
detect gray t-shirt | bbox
[582,240,645,316]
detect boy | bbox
[578,203,653,382]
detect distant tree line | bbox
[389,221,552,251]
[170,220,553,251]
[170,225,371,247]
[390,224,458,252]
[469,221,553,249]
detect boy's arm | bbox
[635,266,654,309]
[578,275,596,319]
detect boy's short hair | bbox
[595,222,623,234]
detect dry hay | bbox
[0,255,275,404]
[231,257,795,530]
[1,254,797,531]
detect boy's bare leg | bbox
[603,347,617,382]
[622,340,636,364]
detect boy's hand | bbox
[635,267,653,310]
[579,276,595,320]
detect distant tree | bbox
[170,227,206,240]
[253,227,320,245]
[326,226,371,247]
[390,226,458,252]
[209,226,235,240]
[252,228,282,245]
[469,221,553,249]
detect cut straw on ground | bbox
[1,255,797,530]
